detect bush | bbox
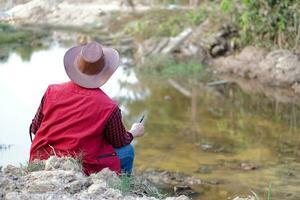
[220,0,300,49]
[124,8,206,39]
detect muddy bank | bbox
[0,156,189,200]
[212,47,300,99]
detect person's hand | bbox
[129,122,144,138]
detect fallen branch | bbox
[206,80,230,86]
[168,79,191,97]
[162,28,193,54]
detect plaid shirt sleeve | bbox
[30,96,45,135]
[104,107,133,148]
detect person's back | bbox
[30,81,120,175]
[29,41,144,175]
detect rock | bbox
[86,183,107,194]
[0,156,187,200]
[292,82,300,94]
[199,143,225,153]
[103,187,123,199]
[257,50,300,86]
[240,162,259,171]
[3,164,29,178]
[138,169,202,187]
[165,196,190,200]
[0,0,31,10]
[173,185,197,196]
[5,192,73,200]
[233,196,255,200]
[164,95,172,101]
[24,169,88,193]
[204,179,223,185]
[7,0,105,27]
[7,0,152,28]
[90,167,119,184]
[211,43,227,57]
[194,166,212,174]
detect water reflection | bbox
[129,76,300,200]
[0,42,51,63]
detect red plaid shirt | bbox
[30,97,133,148]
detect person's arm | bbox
[29,96,45,140]
[104,107,144,148]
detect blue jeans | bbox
[114,144,135,175]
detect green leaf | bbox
[220,0,232,13]
[251,190,260,200]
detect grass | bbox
[251,183,272,200]
[108,174,166,199]
[139,54,208,81]
[124,8,206,39]
[18,160,45,175]
[26,161,45,172]
[0,23,48,45]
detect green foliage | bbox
[160,59,205,78]
[124,9,206,39]
[251,183,272,200]
[0,29,32,44]
[108,174,165,198]
[186,7,206,25]
[20,160,45,173]
[154,0,189,5]
[220,0,232,13]
[125,0,298,49]
[0,23,48,45]
[0,23,11,31]
[234,0,300,49]
[140,54,206,80]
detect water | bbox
[0,43,300,200]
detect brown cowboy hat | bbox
[64,41,119,88]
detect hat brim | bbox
[63,45,120,88]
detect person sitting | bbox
[29,41,144,175]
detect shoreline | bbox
[0,156,188,200]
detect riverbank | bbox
[0,156,189,200]
[2,0,299,103]
[0,156,256,200]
